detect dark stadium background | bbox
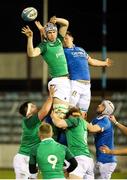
[0,0,127,91]
[0,0,127,52]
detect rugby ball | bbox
[21,7,38,21]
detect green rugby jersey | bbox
[65,116,92,158]
[18,114,41,156]
[38,35,68,78]
[30,138,74,179]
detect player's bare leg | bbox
[69,174,82,179]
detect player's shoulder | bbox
[99,115,111,124]
[37,40,48,53]
[38,40,46,47]
[55,141,67,150]
[102,115,110,121]
[75,46,86,52]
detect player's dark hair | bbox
[66,107,81,118]
[66,31,73,37]
[19,101,30,117]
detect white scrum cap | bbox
[102,100,115,115]
[44,23,57,33]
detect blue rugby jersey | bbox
[91,115,117,163]
[64,46,90,81]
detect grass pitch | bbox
[0,169,127,179]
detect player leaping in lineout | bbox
[21,16,70,119]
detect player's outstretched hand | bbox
[21,26,33,37]
[50,16,57,24]
[105,58,113,67]
[100,145,111,154]
[35,21,43,30]
[35,21,46,39]
[109,115,118,124]
[49,85,56,98]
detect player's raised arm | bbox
[50,16,69,37]
[35,21,46,41]
[110,115,127,136]
[88,56,112,67]
[21,25,41,57]
[51,110,68,129]
[38,85,55,120]
[100,145,127,155]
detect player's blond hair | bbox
[39,122,53,138]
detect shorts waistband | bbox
[77,80,90,84]
[55,74,69,79]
